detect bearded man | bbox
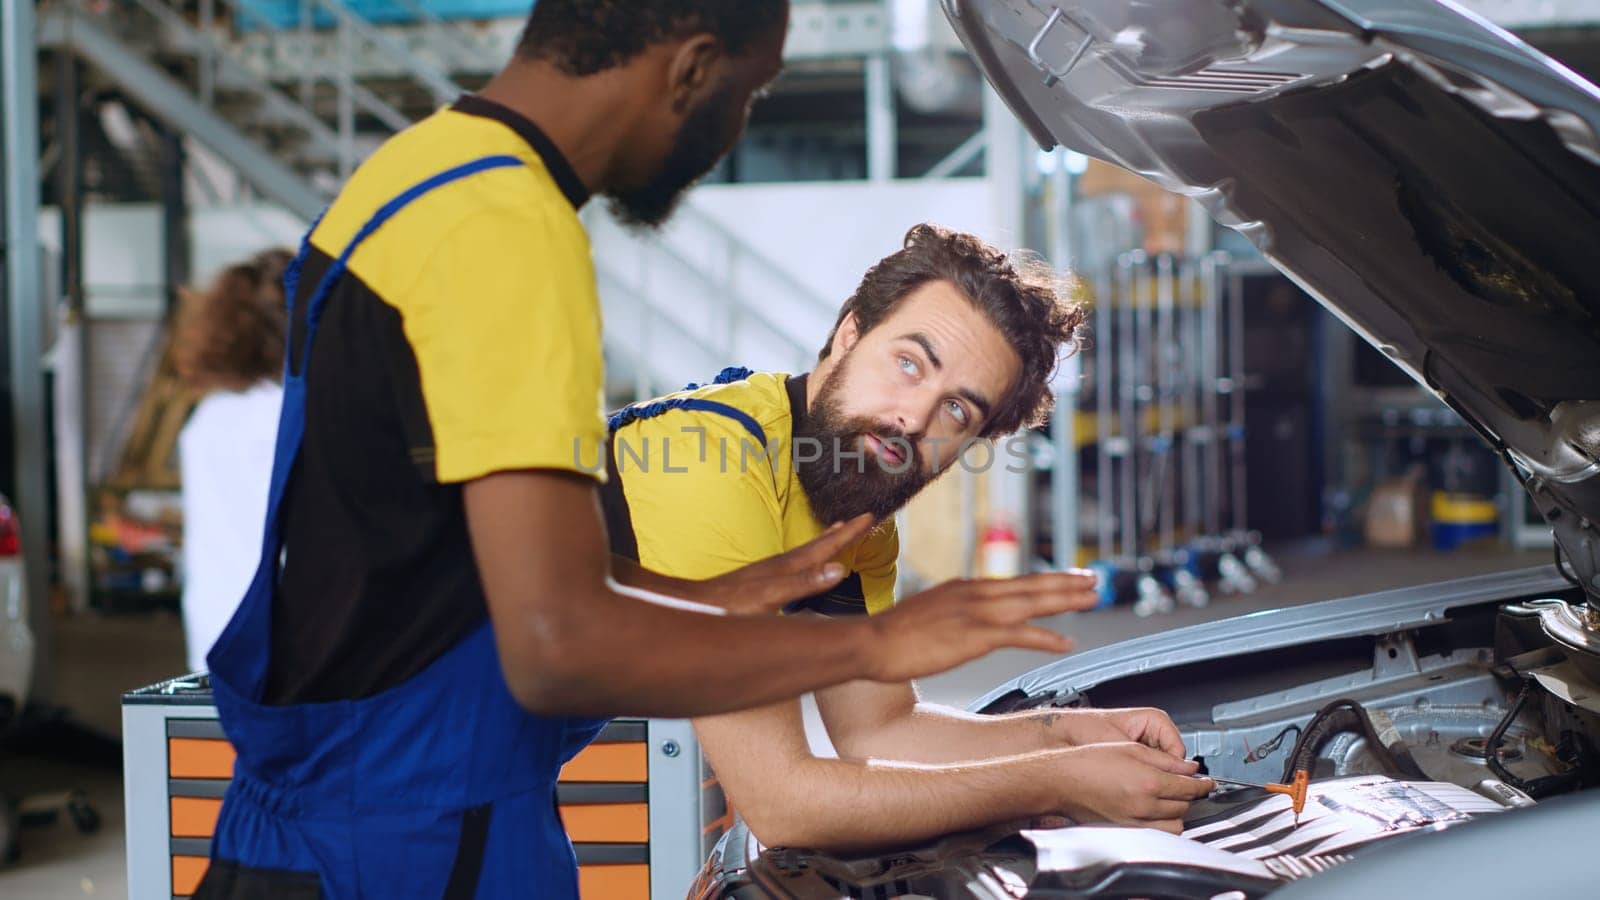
[603,224,1212,852]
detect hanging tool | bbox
[1206,769,1311,822]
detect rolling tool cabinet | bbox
[123,676,728,898]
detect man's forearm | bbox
[610,555,700,599]
[735,753,1054,853]
[496,582,881,718]
[468,472,1086,722]
[837,704,1069,764]
[472,473,880,718]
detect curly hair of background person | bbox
[172,248,291,393]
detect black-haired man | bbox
[196,4,1098,898]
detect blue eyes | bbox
[897,354,970,427]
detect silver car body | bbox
[974,567,1570,711]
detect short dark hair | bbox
[517,0,787,76]
[820,224,1086,438]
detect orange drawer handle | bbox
[173,855,210,895]
[578,863,649,899]
[169,738,236,779]
[560,802,649,843]
[560,742,646,783]
[170,796,224,838]
[171,827,649,895]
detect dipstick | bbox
[1207,769,1310,822]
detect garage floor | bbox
[0,542,1553,898]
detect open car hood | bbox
[942,0,1600,604]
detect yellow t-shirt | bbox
[268,94,609,704]
[307,97,606,483]
[602,372,898,615]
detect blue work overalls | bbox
[199,156,609,899]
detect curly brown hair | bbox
[819,224,1086,438]
[173,248,292,393]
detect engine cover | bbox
[697,776,1525,899]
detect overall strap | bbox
[289,155,527,379]
[209,154,527,699]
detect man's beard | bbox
[794,357,938,525]
[607,83,738,229]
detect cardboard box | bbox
[1079,159,1190,255]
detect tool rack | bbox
[1044,251,1280,614]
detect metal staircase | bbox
[39,1,326,218]
[36,0,842,399]
[583,204,836,394]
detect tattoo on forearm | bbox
[1036,712,1063,731]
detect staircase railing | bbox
[221,0,454,178]
[122,0,344,158]
[379,0,485,65]
[584,210,826,385]
[670,202,841,327]
[38,5,325,218]
[46,0,843,398]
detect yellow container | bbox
[1431,492,1498,525]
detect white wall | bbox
[42,183,1013,425]
[687,178,1006,306]
[37,202,308,319]
[42,180,1001,325]
[38,204,165,319]
[587,177,1010,395]
[189,204,307,284]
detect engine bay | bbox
[1167,600,1600,807]
[698,588,1600,898]
[985,593,1600,895]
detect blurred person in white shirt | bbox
[173,249,290,673]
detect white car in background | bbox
[0,493,35,729]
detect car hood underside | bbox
[942,0,1600,603]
